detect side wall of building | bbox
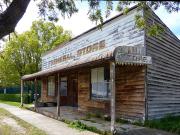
[145,9,180,119]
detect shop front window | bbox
[91,67,110,100]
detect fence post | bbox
[34,78,37,111]
[20,80,24,107]
[4,88,6,94]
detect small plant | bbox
[103,114,111,121]
[94,112,102,118]
[116,118,129,124]
[69,121,87,130]
[132,120,144,126]
[85,113,92,119]
[67,120,106,134]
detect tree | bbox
[0,53,19,87]
[0,1,179,39]
[0,20,71,87]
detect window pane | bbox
[60,77,67,96]
[48,76,55,96]
[98,82,107,98]
[91,82,97,98]
[91,68,98,83]
[97,67,104,82]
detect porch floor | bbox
[34,106,145,134]
[36,106,85,121]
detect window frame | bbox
[90,66,110,100]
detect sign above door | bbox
[114,46,152,65]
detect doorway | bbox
[69,74,78,107]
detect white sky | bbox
[0,1,180,51]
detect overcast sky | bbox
[0,1,180,51]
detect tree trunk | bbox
[0,0,31,39]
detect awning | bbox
[22,46,152,80]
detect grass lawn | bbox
[144,115,180,135]
[0,108,46,135]
[0,100,33,108]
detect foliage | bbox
[0,53,20,87]
[144,115,180,135]
[0,20,71,87]
[0,1,180,39]
[0,94,31,104]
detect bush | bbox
[0,94,30,104]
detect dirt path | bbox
[0,103,98,135]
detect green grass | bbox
[0,100,33,108]
[144,115,180,135]
[0,100,21,107]
[0,108,46,135]
[115,115,180,135]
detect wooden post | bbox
[4,88,6,94]
[20,80,24,107]
[34,78,37,110]
[110,61,116,134]
[57,73,60,117]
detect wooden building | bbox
[21,6,180,130]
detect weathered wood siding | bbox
[145,8,180,119]
[116,65,146,120]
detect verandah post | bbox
[57,73,60,117]
[20,79,24,107]
[34,78,37,110]
[110,61,116,134]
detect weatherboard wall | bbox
[41,8,145,71]
[145,9,180,119]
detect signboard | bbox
[114,46,152,65]
[48,40,106,66]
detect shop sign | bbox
[114,46,152,64]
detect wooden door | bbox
[69,74,78,107]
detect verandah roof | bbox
[22,48,114,80]
[21,46,152,80]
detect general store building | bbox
[21,6,180,129]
